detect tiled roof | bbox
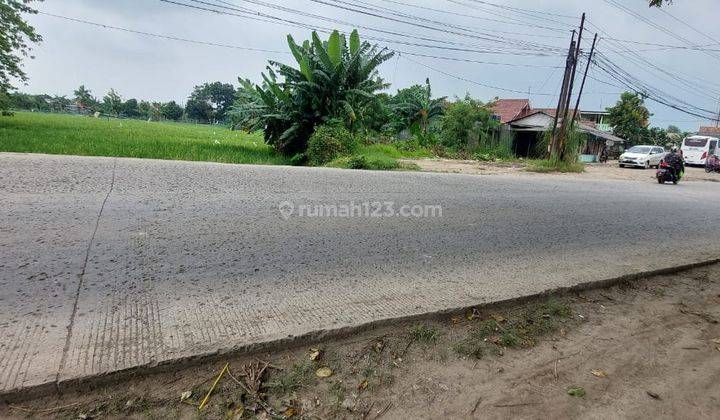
[698,126,720,136]
[490,99,530,123]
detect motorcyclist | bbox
[663,146,685,181]
[599,146,608,163]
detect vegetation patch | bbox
[408,323,441,344]
[0,112,289,165]
[325,143,423,171]
[454,299,572,359]
[527,159,585,173]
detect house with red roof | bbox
[489,99,531,124]
[490,99,624,158]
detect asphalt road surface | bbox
[2,153,719,394]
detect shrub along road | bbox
[1,152,719,396]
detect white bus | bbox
[681,135,718,166]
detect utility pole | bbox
[557,13,586,160]
[549,30,576,156]
[571,33,599,126]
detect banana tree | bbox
[231,29,393,155]
[390,78,445,134]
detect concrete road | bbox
[2,153,719,394]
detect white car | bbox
[619,145,667,169]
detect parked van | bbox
[681,136,718,165]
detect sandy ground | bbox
[400,158,720,183]
[2,263,718,419]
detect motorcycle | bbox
[656,162,682,184]
[705,155,720,173]
[598,148,609,164]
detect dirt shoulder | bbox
[2,264,719,419]
[401,158,720,183]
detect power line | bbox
[587,21,720,100]
[601,0,720,62]
[36,11,290,54]
[591,55,718,120]
[449,0,577,25]
[175,0,565,56]
[40,9,563,73]
[378,0,569,37]
[401,55,555,96]
[277,0,568,53]
[657,7,720,51]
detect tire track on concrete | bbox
[55,159,118,386]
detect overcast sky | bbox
[17,0,720,131]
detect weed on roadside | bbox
[265,360,315,397]
[454,299,572,359]
[408,323,441,344]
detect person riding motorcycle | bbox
[599,146,609,163]
[663,146,685,181]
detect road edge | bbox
[3,257,719,403]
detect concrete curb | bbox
[3,257,719,403]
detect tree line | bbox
[605,91,693,147]
[3,81,237,124]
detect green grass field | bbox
[0,112,290,165]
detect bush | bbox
[347,155,368,169]
[306,123,358,166]
[440,95,498,150]
[328,153,402,171]
[289,153,306,166]
[347,154,399,170]
[527,159,584,173]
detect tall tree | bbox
[121,98,140,118]
[48,95,70,112]
[162,100,184,121]
[73,85,98,111]
[185,81,235,123]
[0,0,43,110]
[666,124,682,143]
[645,127,667,145]
[102,88,123,116]
[606,92,651,146]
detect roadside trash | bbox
[198,363,229,410]
[309,348,322,361]
[315,367,333,378]
[646,391,661,400]
[180,391,192,402]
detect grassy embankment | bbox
[526,159,585,173]
[0,111,289,165]
[0,112,426,169]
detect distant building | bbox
[578,110,612,133]
[490,99,624,158]
[698,126,720,137]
